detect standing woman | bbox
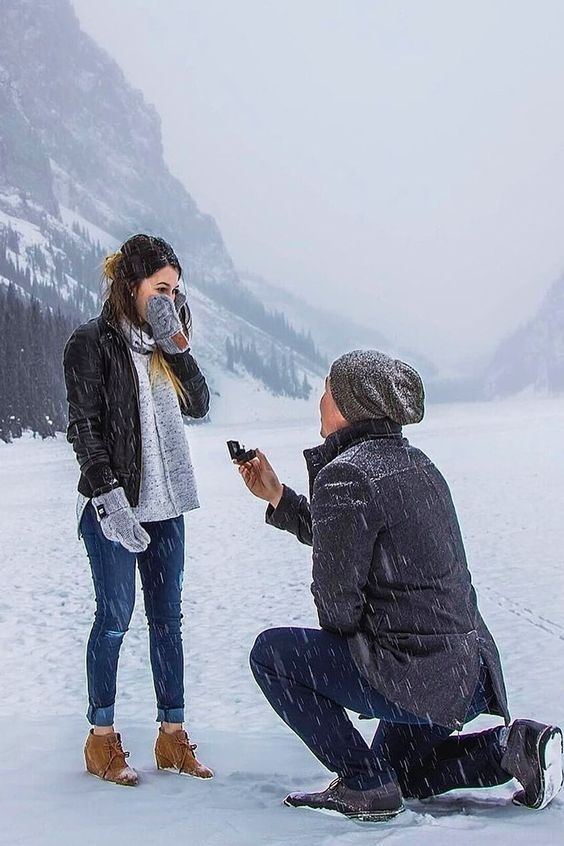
[63,234,213,786]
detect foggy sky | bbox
[71,0,564,369]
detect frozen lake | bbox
[0,396,563,844]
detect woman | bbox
[63,233,213,786]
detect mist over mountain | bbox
[486,273,564,398]
[0,0,349,424]
[239,269,438,378]
[2,0,558,428]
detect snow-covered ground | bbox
[0,396,563,845]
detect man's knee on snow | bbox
[249,626,299,679]
[249,627,288,671]
[250,629,271,670]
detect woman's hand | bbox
[146,294,189,354]
[91,486,150,552]
[236,448,284,508]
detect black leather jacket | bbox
[62,301,209,504]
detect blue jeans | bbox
[250,627,510,793]
[80,502,185,726]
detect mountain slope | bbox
[486,273,564,397]
[0,0,233,291]
[0,0,333,421]
[240,270,438,379]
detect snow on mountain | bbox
[486,273,564,397]
[58,204,119,251]
[181,284,323,424]
[0,0,327,423]
[239,269,436,375]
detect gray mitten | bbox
[146,294,187,355]
[92,486,151,553]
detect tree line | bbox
[198,275,328,369]
[0,223,105,318]
[0,283,75,442]
[0,283,317,444]
[0,219,323,442]
[226,334,312,399]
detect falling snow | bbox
[0,396,562,844]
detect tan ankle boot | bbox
[155,727,214,778]
[84,730,139,786]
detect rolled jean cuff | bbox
[87,703,115,726]
[157,707,184,723]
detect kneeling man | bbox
[236,350,562,822]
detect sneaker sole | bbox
[283,798,405,822]
[512,726,563,810]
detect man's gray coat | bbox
[265,418,509,731]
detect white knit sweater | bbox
[75,319,200,539]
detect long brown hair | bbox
[101,235,192,404]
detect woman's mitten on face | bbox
[146,294,187,355]
[92,486,150,553]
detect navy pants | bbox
[80,502,185,726]
[250,626,511,794]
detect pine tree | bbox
[225,337,234,371]
[0,284,74,442]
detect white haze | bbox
[71,0,564,369]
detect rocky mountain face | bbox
[0,0,335,418]
[5,1,558,419]
[486,274,564,397]
[1,0,228,272]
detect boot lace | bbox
[167,730,200,772]
[177,731,198,754]
[104,735,130,776]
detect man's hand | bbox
[235,448,284,508]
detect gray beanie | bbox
[329,349,425,425]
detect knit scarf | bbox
[119,316,156,355]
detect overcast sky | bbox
[71,0,564,369]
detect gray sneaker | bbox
[284,776,404,822]
[501,719,563,809]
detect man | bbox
[236,349,563,823]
